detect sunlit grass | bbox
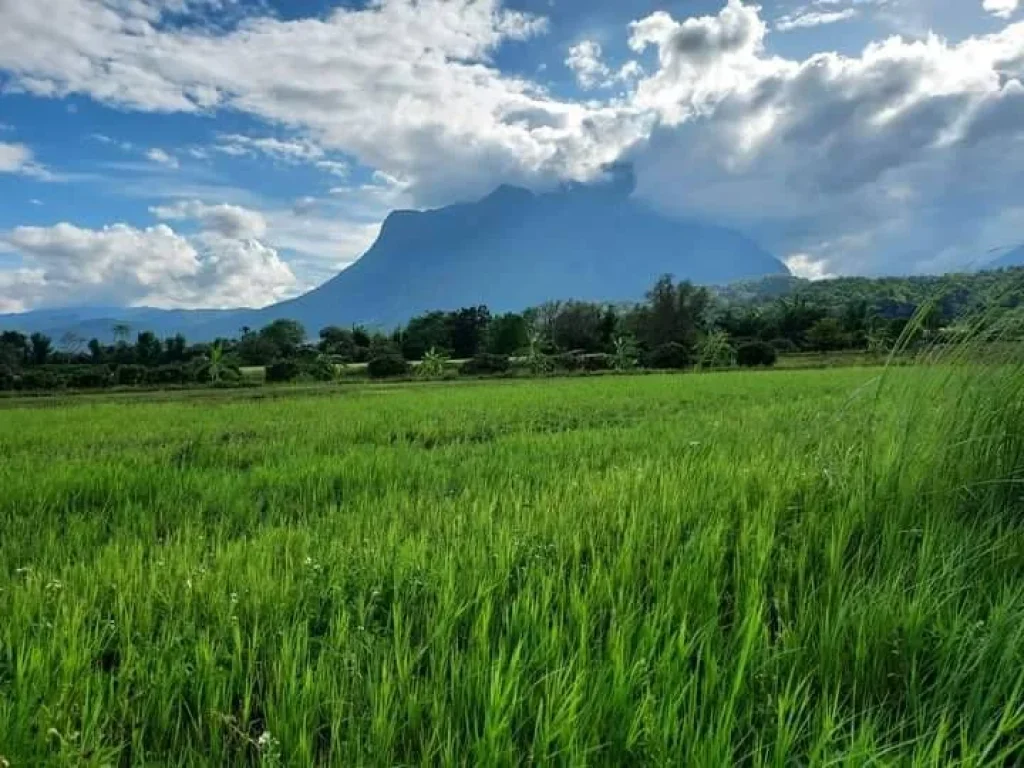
[2,363,1024,765]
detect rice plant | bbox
[1,354,1023,765]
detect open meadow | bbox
[2,363,1024,765]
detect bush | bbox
[146,364,191,386]
[645,342,693,370]
[266,360,301,383]
[770,337,799,354]
[367,354,410,379]
[581,353,614,372]
[737,341,779,367]
[460,353,511,376]
[67,367,112,389]
[17,370,62,391]
[551,352,583,372]
[0,364,19,391]
[115,364,147,387]
[302,358,338,382]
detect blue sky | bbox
[0,0,1022,312]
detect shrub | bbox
[551,352,583,372]
[67,367,112,389]
[367,354,410,379]
[17,369,62,391]
[115,364,147,387]
[770,337,799,354]
[266,360,301,383]
[0,364,19,391]
[737,341,779,367]
[303,358,338,382]
[460,353,511,376]
[645,342,693,370]
[146,365,191,386]
[581,353,614,372]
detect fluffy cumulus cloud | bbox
[621,0,1024,273]
[1,0,1024,302]
[0,141,53,179]
[984,0,1020,20]
[0,0,646,203]
[150,200,267,239]
[0,220,296,310]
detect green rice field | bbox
[2,363,1024,765]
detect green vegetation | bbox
[2,354,1024,764]
[6,268,1024,392]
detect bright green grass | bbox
[2,366,1024,765]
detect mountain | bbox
[3,169,788,340]
[990,245,1024,269]
[200,169,787,337]
[0,306,234,342]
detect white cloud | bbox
[776,9,857,32]
[623,1,1024,273]
[984,0,1020,19]
[0,0,644,203]
[214,134,324,163]
[150,200,267,239]
[566,41,612,89]
[0,141,53,180]
[785,253,835,280]
[1,222,296,310]
[1,0,1024,281]
[0,142,33,173]
[145,148,179,168]
[314,160,350,178]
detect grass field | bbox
[2,363,1024,765]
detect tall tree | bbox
[29,333,52,365]
[259,319,306,358]
[447,306,491,359]
[135,331,163,365]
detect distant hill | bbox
[990,246,1024,270]
[0,306,233,342]
[3,168,789,340]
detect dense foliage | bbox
[4,267,1023,391]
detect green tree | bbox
[112,323,132,345]
[551,301,605,353]
[319,326,356,360]
[698,331,735,369]
[612,335,638,371]
[87,338,105,363]
[447,306,491,359]
[629,275,710,354]
[402,312,451,361]
[135,331,163,366]
[259,319,306,358]
[806,317,849,352]
[487,313,529,355]
[416,348,449,379]
[29,333,52,365]
[164,334,188,363]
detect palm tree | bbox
[207,342,225,383]
[112,323,131,345]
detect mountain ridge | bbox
[2,174,790,340]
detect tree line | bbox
[3,267,1022,391]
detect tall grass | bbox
[1,357,1023,765]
